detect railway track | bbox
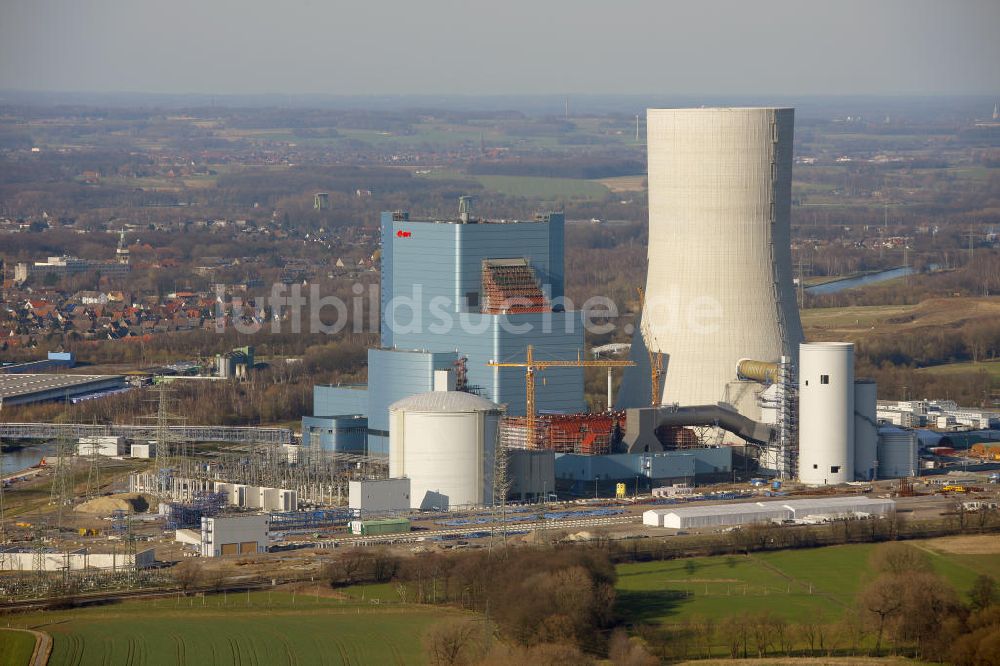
[320,513,641,547]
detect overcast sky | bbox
[1,0,997,96]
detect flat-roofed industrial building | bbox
[643,496,895,529]
[0,373,125,406]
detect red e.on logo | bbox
[396,230,411,238]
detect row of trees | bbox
[312,534,1000,664]
[321,545,618,658]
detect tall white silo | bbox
[798,342,854,485]
[853,380,879,481]
[389,391,502,510]
[620,107,803,421]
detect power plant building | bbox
[620,107,803,426]
[302,208,585,455]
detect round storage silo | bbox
[877,427,918,478]
[853,380,878,481]
[798,342,854,485]
[389,391,502,511]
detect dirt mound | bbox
[74,493,149,515]
[562,531,596,542]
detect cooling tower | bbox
[620,107,803,418]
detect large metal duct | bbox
[620,108,804,421]
[623,404,776,453]
[737,359,779,384]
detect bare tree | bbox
[969,574,998,612]
[172,559,203,594]
[423,619,477,666]
[859,576,905,655]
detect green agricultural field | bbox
[615,540,1000,626]
[9,590,462,666]
[0,629,37,666]
[473,175,608,200]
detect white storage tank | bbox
[878,427,918,478]
[854,380,878,481]
[798,342,854,485]
[389,390,502,510]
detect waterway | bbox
[805,266,917,296]
[1,442,57,476]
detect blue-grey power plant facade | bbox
[302,209,585,455]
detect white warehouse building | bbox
[643,496,895,529]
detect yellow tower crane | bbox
[488,345,634,448]
[636,287,664,406]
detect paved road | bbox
[2,628,51,666]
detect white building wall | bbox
[349,478,411,513]
[278,489,297,512]
[621,107,803,422]
[798,343,854,485]
[130,443,153,459]
[200,515,268,557]
[0,549,154,571]
[642,509,667,527]
[78,436,124,457]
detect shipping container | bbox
[350,518,411,536]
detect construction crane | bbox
[488,345,634,448]
[636,287,664,405]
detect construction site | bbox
[2,109,998,607]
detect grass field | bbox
[473,174,608,200]
[416,169,609,200]
[0,629,36,666]
[10,589,461,665]
[916,358,1000,379]
[801,297,1000,343]
[594,175,646,192]
[615,538,1000,626]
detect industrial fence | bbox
[0,422,293,445]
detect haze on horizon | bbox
[0,0,997,98]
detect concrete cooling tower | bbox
[620,107,803,421]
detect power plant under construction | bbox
[34,106,914,527]
[294,106,916,511]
